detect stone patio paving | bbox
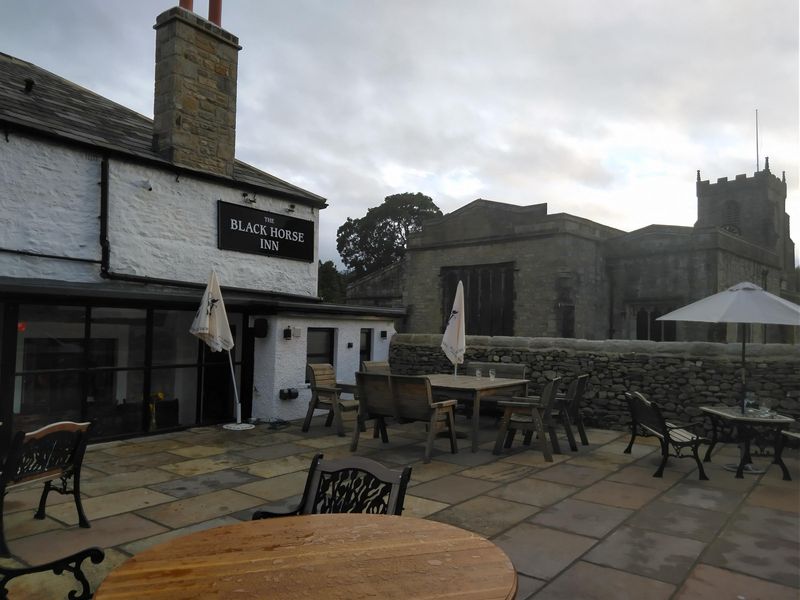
[1,415,798,599]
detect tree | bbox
[337,192,442,276]
[317,260,347,303]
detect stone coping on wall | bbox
[391,333,800,361]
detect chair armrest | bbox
[431,399,457,408]
[666,421,701,431]
[315,385,341,395]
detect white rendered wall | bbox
[108,162,319,295]
[251,316,396,423]
[0,133,319,297]
[0,134,102,281]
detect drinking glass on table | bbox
[474,369,482,378]
[489,369,496,380]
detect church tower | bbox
[695,159,794,273]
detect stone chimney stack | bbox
[152,5,241,177]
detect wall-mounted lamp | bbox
[283,327,293,340]
[243,192,257,204]
[380,330,388,339]
[286,203,296,213]
[347,342,353,349]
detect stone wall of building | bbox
[389,333,800,432]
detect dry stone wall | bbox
[389,334,800,431]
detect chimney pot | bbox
[209,0,222,26]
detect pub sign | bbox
[218,201,314,262]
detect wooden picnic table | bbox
[94,513,518,599]
[425,374,529,452]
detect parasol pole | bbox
[740,323,747,414]
[227,350,241,424]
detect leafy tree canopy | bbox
[317,260,347,303]
[337,192,441,276]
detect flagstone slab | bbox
[431,495,539,537]
[401,495,450,518]
[584,525,706,585]
[120,516,241,556]
[295,435,353,449]
[89,451,185,474]
[582,429,624,444]
[149,469,261,499]
[459,461,535,483]
[531,463,608,487]
[572,480,660,510]
[167,444,231,458]
[489,477,578,508]
[404,459,464,484]
[10,513,168,564]
[597,440,658,458]
[625,499,728,543]
[234,470,309,501]
[494,522,596,580]
[136,489,263,529]
[674,563,800,600]
[723,505,799,543]
[234,454,317,478]
[746,482,800,513]
[606,465,684,489]
[227,442,311,461]
[659,482,745,512]
[236,431,304,446]
[516,574,546,599]
[159,453,253,477]
[433,448,499,467]
[409,474,499,504]
[100,438,188,456]
[565,451,631,471]
[531,498,632,539]
[4,486,71,514]
[81,467,177,497]
[502,452,571,468]
[5,511,64,540]
[47,488,176,526]
[535,560,675,600]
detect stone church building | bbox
[347,162,798,344]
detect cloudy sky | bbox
[2,0,798,266]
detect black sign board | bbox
[218,201,314,262]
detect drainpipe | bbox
[99,156,110,278]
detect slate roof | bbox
[0,52,326,207]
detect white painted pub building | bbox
[0,6,401,445]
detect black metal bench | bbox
[0,421,92,556]
[775,430,800,481]
[624,392,709,480]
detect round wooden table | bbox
[94,513,518,599]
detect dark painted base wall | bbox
[389,334,800,431]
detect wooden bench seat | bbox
[624,391,709,480]
[775,429,800,481]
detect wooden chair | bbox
[351,371,397,451]
[0,546,104,600]
[252,453,411,518]
[302,363,359,436]
[0,421,92,557]
[624,391,709,480]
[551,374,590,451]
[493,377,562,460]
[360,360,391,374]
[391,375,458,463]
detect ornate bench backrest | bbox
[2,421,91,488]
[627,392,666,437]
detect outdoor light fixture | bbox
[347,342,353,348]
[286,204,296,213]
[243,192,257,204]
[380,330,387,339]
[283,327,292,340]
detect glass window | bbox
[359,328,372,366]
[90,308,146,368]
[153,310,199,366]
[307,328,335,366]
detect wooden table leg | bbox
[472,392,481,452]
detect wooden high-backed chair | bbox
[360,360,391,374]
[302,363,359,436]
[351,371,397,451]
[391,375,458,463]
[493,377,562,461]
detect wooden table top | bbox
[95,513,518,600]
[425,374,529,392]
[700,405,795,424]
